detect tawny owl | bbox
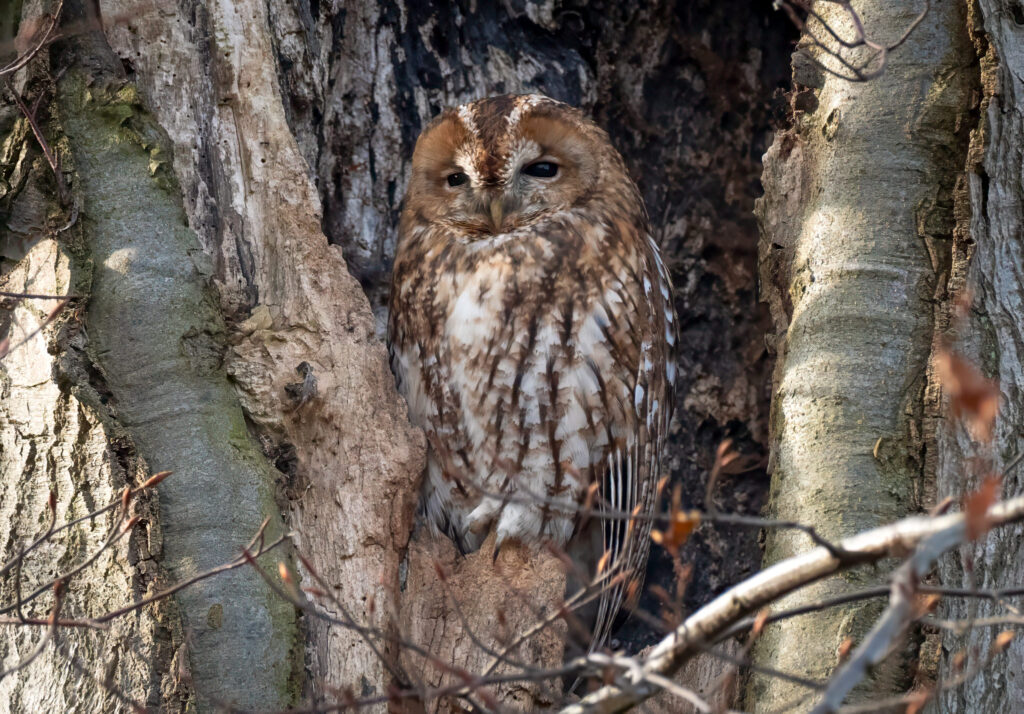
[388,94,676,647]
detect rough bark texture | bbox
[933,0,1024,709]
[751,3,976,710]
[0,11,182,713]
[0,242,175,711]
[96,0,426,706]
[400,533,568,711]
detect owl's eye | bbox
[447,172,469,187]
[522,161,558,178]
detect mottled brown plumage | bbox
[388,94,676,647]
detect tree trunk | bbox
[933,0,1024,710]
[0,0,793,710]
[751,1,977,710]
[0,5,186,713]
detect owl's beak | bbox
[488,198,504,232]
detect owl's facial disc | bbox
[407,96,604,237]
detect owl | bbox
[388,94,676,648]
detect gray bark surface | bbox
[934,0,1024,709]
[52,11,300,709]
[0,8,182,713]
[751,2,976,710]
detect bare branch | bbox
[0,581,64,681]
[560,495,1024,712]
[809,523,961,712]
[778,0,932,83]
[0,0,64,78]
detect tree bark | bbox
[0,5,184,712]
[933,0,1024,710]
[53,2,302,709]
[751,1,977,710]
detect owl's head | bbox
[404,94,631,236]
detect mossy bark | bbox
[750,2,977,710]
[53,27,300,713]
[0,8,184,714]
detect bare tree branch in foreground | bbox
[777,0,931,82]
[561,493,1024,713]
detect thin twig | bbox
[560,495,1024,712]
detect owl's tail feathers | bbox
[589,554,646,653]
[561,518,645,695]
[563,566,640,697]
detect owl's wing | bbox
[590,238,676,651]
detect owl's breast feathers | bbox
[389,199,675,554]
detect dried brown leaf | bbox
[649,584,673,607]
[964,474,1001,541]
[905,690,930,714]
[651,509,700,555]
[278,561,292,585]
[751,608,771,638]
[837,637,854,662]
[913,593,941,618]
[625,577,641,609]
[993,630,1015,654]
[936,349,999,441]
[656,474,670,497]
[141,470,173,490]
[120,515,141,533]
